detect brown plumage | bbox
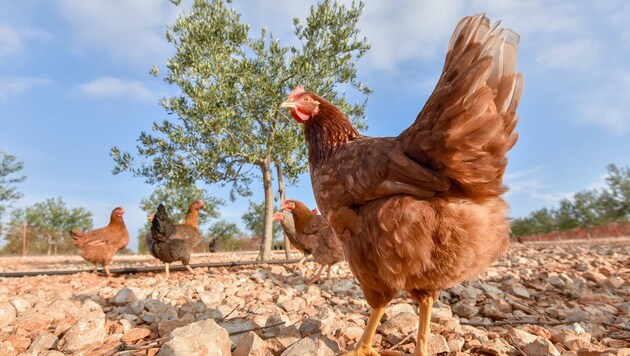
[281,14,522,356]
[281,200,345,283]
[70,207,129,277]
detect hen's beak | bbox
[280,100,297,109]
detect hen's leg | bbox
[93,264,98,273]
[293,255,307,272]
[307,264,325,283]
[185,265,195,274]
[411,291,438,356]
[326,265,332,279]
[165,263,170,278]
[345,306,386,356]
[103,265,111,277]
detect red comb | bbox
[288,85,305,99]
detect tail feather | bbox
[400,13,522,199]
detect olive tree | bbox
[112,0,370,260]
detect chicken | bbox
[149,204,195,278]
[70,207,129,277]
[281,200,345,283]
[280,14,522,356]
[145,200,205,256]
[273,211,312,271]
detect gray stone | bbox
[452,301,479,319]
[112,287,139,306]
[59,300,105,353]
[505,283,531,298]
[158,319,231,356]
[25,332,58,354]
[377,312,418,345]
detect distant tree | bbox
[1,197,92,256]
[602,164,630,221]
[511,164,630,237]
[137,183,223,253]
[0,151,26,221]
[111,0,370,260]
[241,200,281,241]
[208,220,243,251]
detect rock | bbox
[280,297,306,313]
[505,283,531,298]
[299,306,336,336]
[112,287,139,306]
[122,327,152,343]
[157,320,188,338]
[551,331,592,351]
[233,331,270,356]
[599,276,623,289]
[481,338,518,355]
[548,275,567,289]
[262,314,290,338]
[452,301,479,319]
[220,319,261,347]
[447,335,466,352]
[280,337,335,356]
[59,300,105,353]
[340,326,364,343]
[428,334,449,354]
[158,319,231,356]
[582,271,607,284]
[274,325,301,349]
[10,297,31,314]
[25,332,58,354]
[0,302,16,328]
[505,328,538,348]
[383,303,416,322]
[522,336,560,356]
[377,312,418,345]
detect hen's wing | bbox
[398,14,522,199]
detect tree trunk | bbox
[46,234,52,256]
[275,163,291,259]
[258,158,275,261]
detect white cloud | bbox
[56,0,180,64]
[0,77,52,98]
[0,25,22,59]
[576,72,630,134]
[78,77,156,102]
[535,38,597,70]
[358,1,465,71]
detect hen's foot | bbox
[344,346,379,356]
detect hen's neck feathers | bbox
[108,215,126,230]
[304,95,360,168]
[288,200,314,234]
[183,207,199,228]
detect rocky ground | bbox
[0,239,628,356]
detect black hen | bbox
[150,204,195,278]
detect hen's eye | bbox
[303,97,310,102]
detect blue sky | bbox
[1,1,629,251]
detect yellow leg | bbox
[307,264,326,283]
[185,265,195,273]
[412,294,435,356]
[93,264,98,273]
[326,265,332,279]
[103,265,111,277]
[345,306,386,356]
[165,263,170,278]
[293,255,307,272]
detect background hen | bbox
[281,199,345,283]
[273,211,312,271]
[281,14,522,356]
[70,207,129,277]
[145,200,205,257]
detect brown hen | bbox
[70,207,129,277]
[273,211,312,271]
[281,14,522,356]
[281,199,345,283]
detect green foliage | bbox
[0,151,26,219]
[511,164,630,236]
[137,183,224,253]
[0,197,92,256]
[241,200,279,239]
[208,219,243,251]
[110,0,370,259]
